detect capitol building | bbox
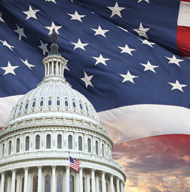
[0,32,126,192]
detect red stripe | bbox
[177,26,190,56]
[0,127,3,130]
[180,0,190,2]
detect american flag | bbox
[0,0,190,191]
[69,156,81,172]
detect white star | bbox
[120,71,138,84]
[67,11,86,22]
[38,40,49,55]
[81,71,94,88]
[133,22,150,39]
[71,39,89,50]
[45,0,56,3]
[118,44,136,56]
[20,59,35,70]
[165,55,183,67]
[139,39,155,47]
[138,0,149,3]
[91,26,109,37]
[0,40,14,51]
[14,24,27,40]
[118,26,128,33]
[168,80,187,92]
[45,21,62,35]
[1,61,19,75]
[0,12,5,23]
[140,61,159,73]
[108,2,125,18]
[22,5,40,20]
[92,54,110,66]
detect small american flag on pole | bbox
[69,156,81,172]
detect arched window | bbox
[83,177,85,192]
[32,101,36,108]
[45,175,51,192]
[46,134,51,149]
[57,98,60,106]
[16,138,20,153]
[70,175,74,192]
[88,138,91,153]
[9,140,12,155]
[48,98,52,106]
[21,177,24,192]
[65,100,68,107]
[95,141,98,155]
[25,136,29,151]
[68,135,72,149]
[57,134,62,149]
[35,135,40,149]
[57,174,63,192]
[78,136,82,151]
[33,175,38,192]
[102,143,104,157]
[2,143,5,157]
[98,179,102,192]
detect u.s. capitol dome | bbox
[0,32,126,192]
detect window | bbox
[57,99,60,106]
[9,140,12,155]
[22,177,24,192]
[78,136,82,151]
[65,100,68,107]
[70,175,74,192]
[98,179,102,192]
[83,177,85,192]
[35,135,40,149]
[79,104,83,110]
[57,134,62,149]
[95,141,98,155]
[19,104,22,112]
[73,102,76,108]
[48,98,52,106]
[45,175,51,192]
[102,143,104,157]
[4,179,7,192]
[32,101,36,108]
[16,138,20,153]
[15,179,17,192]
[68,135,72,149]
[25,136,30,151]
[2,144,5,157]
[86,106,88,112]
[87,138,91,153]
[33,175,38,192]
[106,183,108,192]
[57,175,63,192]
[46,134,51,149]
[40,99,43,107]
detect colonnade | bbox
[0,165,125,192]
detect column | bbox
[102,172,106,192]
[24,167,28,192]
[120,182,124,192]
[86,174,90,192]
[79,167,83,192]
[16,175,20,192]
[91,169,95,192]
[65,166,70,192]
[38,166,42,192]
[116,178,120,192]
[47,63,50,76]
[11,169,16,192]
[110,175,114,192]
[0,172,5,192]
[96,175,99,192]
[52,166,56,192]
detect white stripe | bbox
[0,95,23,127]
[177,1,190,27]
[98,105,190,141]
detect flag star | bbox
[81,71,94,88]
[22,5,40,20]
[45,0,56,3]
[118,26,128,33]
[118,44,136,56]
[139,39,155,47]
[0,12,5,23]
[108,2,125,18]
[91,26,109,37]
[20,59,35,70]
[140,61,159,73]
[0,40,14,51]
[120,71,138,84]
[138,0,149,3]
[14,24,27,40]
[67,11,86,22]
[168,80,187,92]
[133,22,150,39]
[1,61,19,75]
[92,54,110,66]
[71,39,89,50]
[165,55,183,67]
[38,40,49,55]
[45,21,62,35]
